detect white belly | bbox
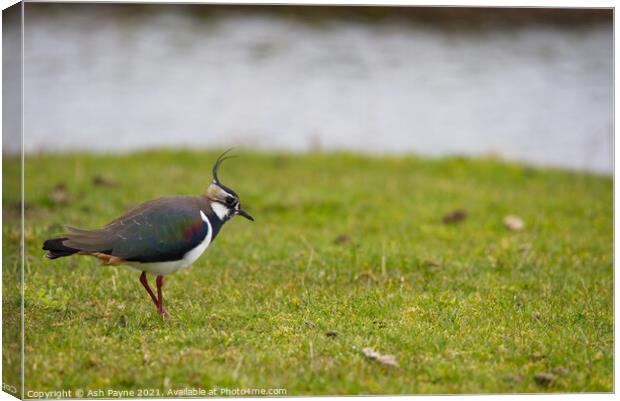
[127,210,213,276]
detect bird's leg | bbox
[139,272,159,310]
[156,275,169,319]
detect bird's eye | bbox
[225,196,236,205]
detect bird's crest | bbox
[212,148,238,185]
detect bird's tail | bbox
[42,237,79,259]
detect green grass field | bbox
[3,150,613,395]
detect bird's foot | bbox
[158,306,169,320]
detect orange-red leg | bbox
[139,271,159,309]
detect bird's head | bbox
[205,150,254,222]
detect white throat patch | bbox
[211,202,230,220]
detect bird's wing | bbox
[63,198,210,263]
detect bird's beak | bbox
[237,208,254,221]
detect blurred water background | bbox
[20,5,613,173]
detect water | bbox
[22,7,613,173]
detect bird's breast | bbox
[182,212,213,266]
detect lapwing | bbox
[42,150,253,319]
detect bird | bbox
[42,150,253,319]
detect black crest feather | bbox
[212,148,238,185]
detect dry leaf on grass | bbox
[442,209,467,224]
[304,320,317,329]
[51,183,70,205]
[355,271,378,283]
[92,174,118,187]
[504,215,525,231]
[362,347,399,368]
[533,372,555,386]
[333,234,351,244]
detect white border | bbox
[0,2,615,401]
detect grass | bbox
[2,149,613,395]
